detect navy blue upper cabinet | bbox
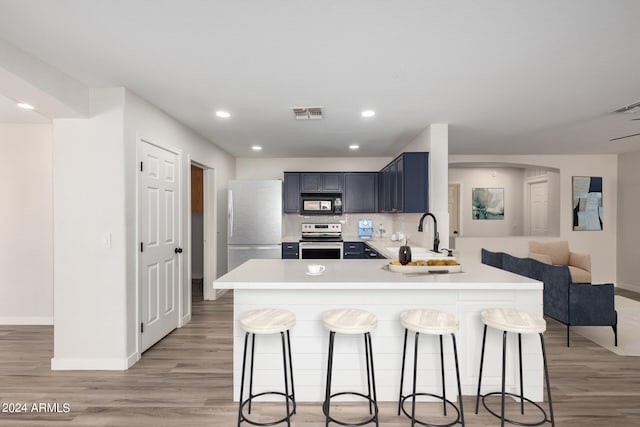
[300,173,344,192]
[283,154,427,214]
[378,152,429,213]
[320,173,344,192]
[283,172,300,213]
[300,173,322,192]
[284,172,345,213]
[344,172,378,213]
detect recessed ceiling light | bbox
[17,102,35,110]
[361,110,375,118]
[349,144,360,150]
[215,110,231,118]
[251,145,262,151]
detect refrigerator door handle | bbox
[228,189,233,238]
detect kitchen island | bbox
[214,258,544,402]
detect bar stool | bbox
[237,309,296,427]
[322,308,379,427]
[397,309,465,427]
[475,308,555,427]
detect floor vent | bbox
[291,107,323,120]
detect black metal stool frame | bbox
[237,330,296,427]
[323,331,379,427]
[475,325,555,427]
[398,329,465,427]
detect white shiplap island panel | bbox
[214,259,544,403]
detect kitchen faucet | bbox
[417,212,440,253]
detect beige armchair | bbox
[529,240,592,283]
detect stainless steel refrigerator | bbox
[227,180,282,271]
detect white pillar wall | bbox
[395,124,450,250]
[429,124,451,242]
[52,88,130,370]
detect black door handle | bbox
[175,247,183,254]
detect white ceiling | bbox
[1,1,639,157]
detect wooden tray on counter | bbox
[385,263,462,274]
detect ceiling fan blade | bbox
[610,132,640,142]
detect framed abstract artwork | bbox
[472,187,504,220]
[572,176,603,230]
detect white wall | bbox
[449,167,525,237]
[0,124,53,324]
[52,88,235,370]
[546,170,561,236]
[123,89,235,361]
[236,157,391,179]
[52,88,128,369]
[450,154,618,284]
[617,150,640,291]
[124,89,234,268]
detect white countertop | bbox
[214,258,541,291]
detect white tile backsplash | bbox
[283,212,431,244]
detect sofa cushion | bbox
[529,241,570,265]
[529,252,552,265]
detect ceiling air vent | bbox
[291,107,323,120]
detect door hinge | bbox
[140,322,144,333]
[140,161,143,172]
[140,242,144,252]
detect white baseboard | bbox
[51,357,131,371]
[617,282,640,293]
[180,313,192,327]
[126,352,139,368]
[0,316,53,325]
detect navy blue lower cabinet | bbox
[364,244,387,259]
[344,242,386,259]
[343,242,364,259]
[282,242,299,259]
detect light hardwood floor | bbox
[1,287,639,426]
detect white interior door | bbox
[529,180,549,236]
[139,140,181,352]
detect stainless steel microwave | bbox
[300,193,342,215]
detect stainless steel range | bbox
[299,223,343,259]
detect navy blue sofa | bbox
[481,248,617,347]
